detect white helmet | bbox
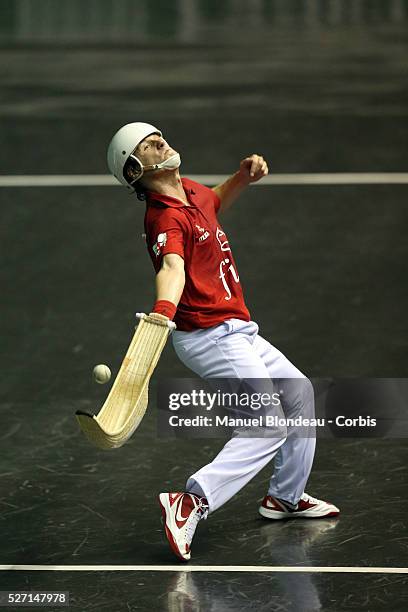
[107,122,181,192]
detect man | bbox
[107,122,340,562]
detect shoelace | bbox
[301,493,319,504]
[185,500,209,545]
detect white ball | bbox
[93,364,111,384]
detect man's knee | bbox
[303,377,315,401]
[289,377,315,418]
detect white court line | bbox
[0,173,408,187]
[0,565,407,574]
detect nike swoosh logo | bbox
[175,494,196,527]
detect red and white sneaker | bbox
[158,492,209,561]
[259,492,339,519]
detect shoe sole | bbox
[259,506,340,520]
[158,494,190,561]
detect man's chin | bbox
[165,149,178,158]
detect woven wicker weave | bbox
[76,313,175,449]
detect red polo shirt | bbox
[144,177,251,331]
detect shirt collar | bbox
[146,178,196,208]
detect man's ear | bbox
[123,156,143,183]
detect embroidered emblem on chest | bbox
[195,224,210,243]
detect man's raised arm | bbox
[212,154,268,215]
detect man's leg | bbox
[172,320,287,512]
[253,333,316,505]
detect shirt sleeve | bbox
[146,209,186,270]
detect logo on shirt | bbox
[219,257,240,300]
[195,224,210,243]
[153,232,167,257]
[216,227,231,252]
[216,227,239,300]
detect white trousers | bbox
[172,319,316,513]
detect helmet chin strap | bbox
[143,153,181,173]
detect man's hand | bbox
[238,154,269,184]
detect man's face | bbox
[134,133,178,167]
